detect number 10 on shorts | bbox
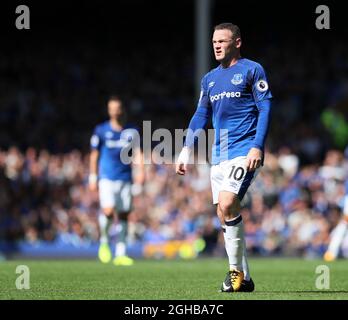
[228,166,245,181]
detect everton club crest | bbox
[231,73,243,85]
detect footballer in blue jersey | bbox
[89,96,145,266]
[176,23,272,292]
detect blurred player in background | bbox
[89,96,145,266]
[176,23,272,292]
[324,147,348,261]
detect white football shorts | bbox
[98,179,132,212]
[344,195,348,216]
[210,156,260,204]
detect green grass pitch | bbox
[1,258,348,300]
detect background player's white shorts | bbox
[344,195,348,216]
[211,156,260,204]
[98,179,132,212]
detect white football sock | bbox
[327,220,348,258]
[115,242,126,257]
[223,222,250,279]
[223,215,244,272]
[242,239,250,281]
[98,213,113,244]
[222,226,250,281]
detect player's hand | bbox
[134,171,145,186]
[89,181,98,191]
[176,147,191,175]
[131,183,144,196]
[88,174,98,191]
[245,147,263,171]
[176,162,187,175]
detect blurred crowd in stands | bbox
[1,145,348,258]
[1,36,348,156]
[1,14,348,258]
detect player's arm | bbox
[246,99,272,171]
[176,77,212,175]
[246,64,273,171]
[89,129,101,191]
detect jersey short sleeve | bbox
[251,63,272,103]
[90,126,102,150]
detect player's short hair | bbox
[106,94,127,121]
[107,95,123,105]
[214,23,241,40]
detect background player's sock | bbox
[223,215,244,271]
[115,219,128,257]
[327,220,348,258]
[98,213,113,244]
[115,242,126,257]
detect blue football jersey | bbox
[90,121,139,181]
[198,58,273,165]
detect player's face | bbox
[212,29,239,63]
[108,100,123,119]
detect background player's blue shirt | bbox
[186,58,272,165]
[90,121,139,182]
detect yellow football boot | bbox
[113,255,134,266]
[98,243,112,263]
[228,269,244,292]
[323,251,336,262]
